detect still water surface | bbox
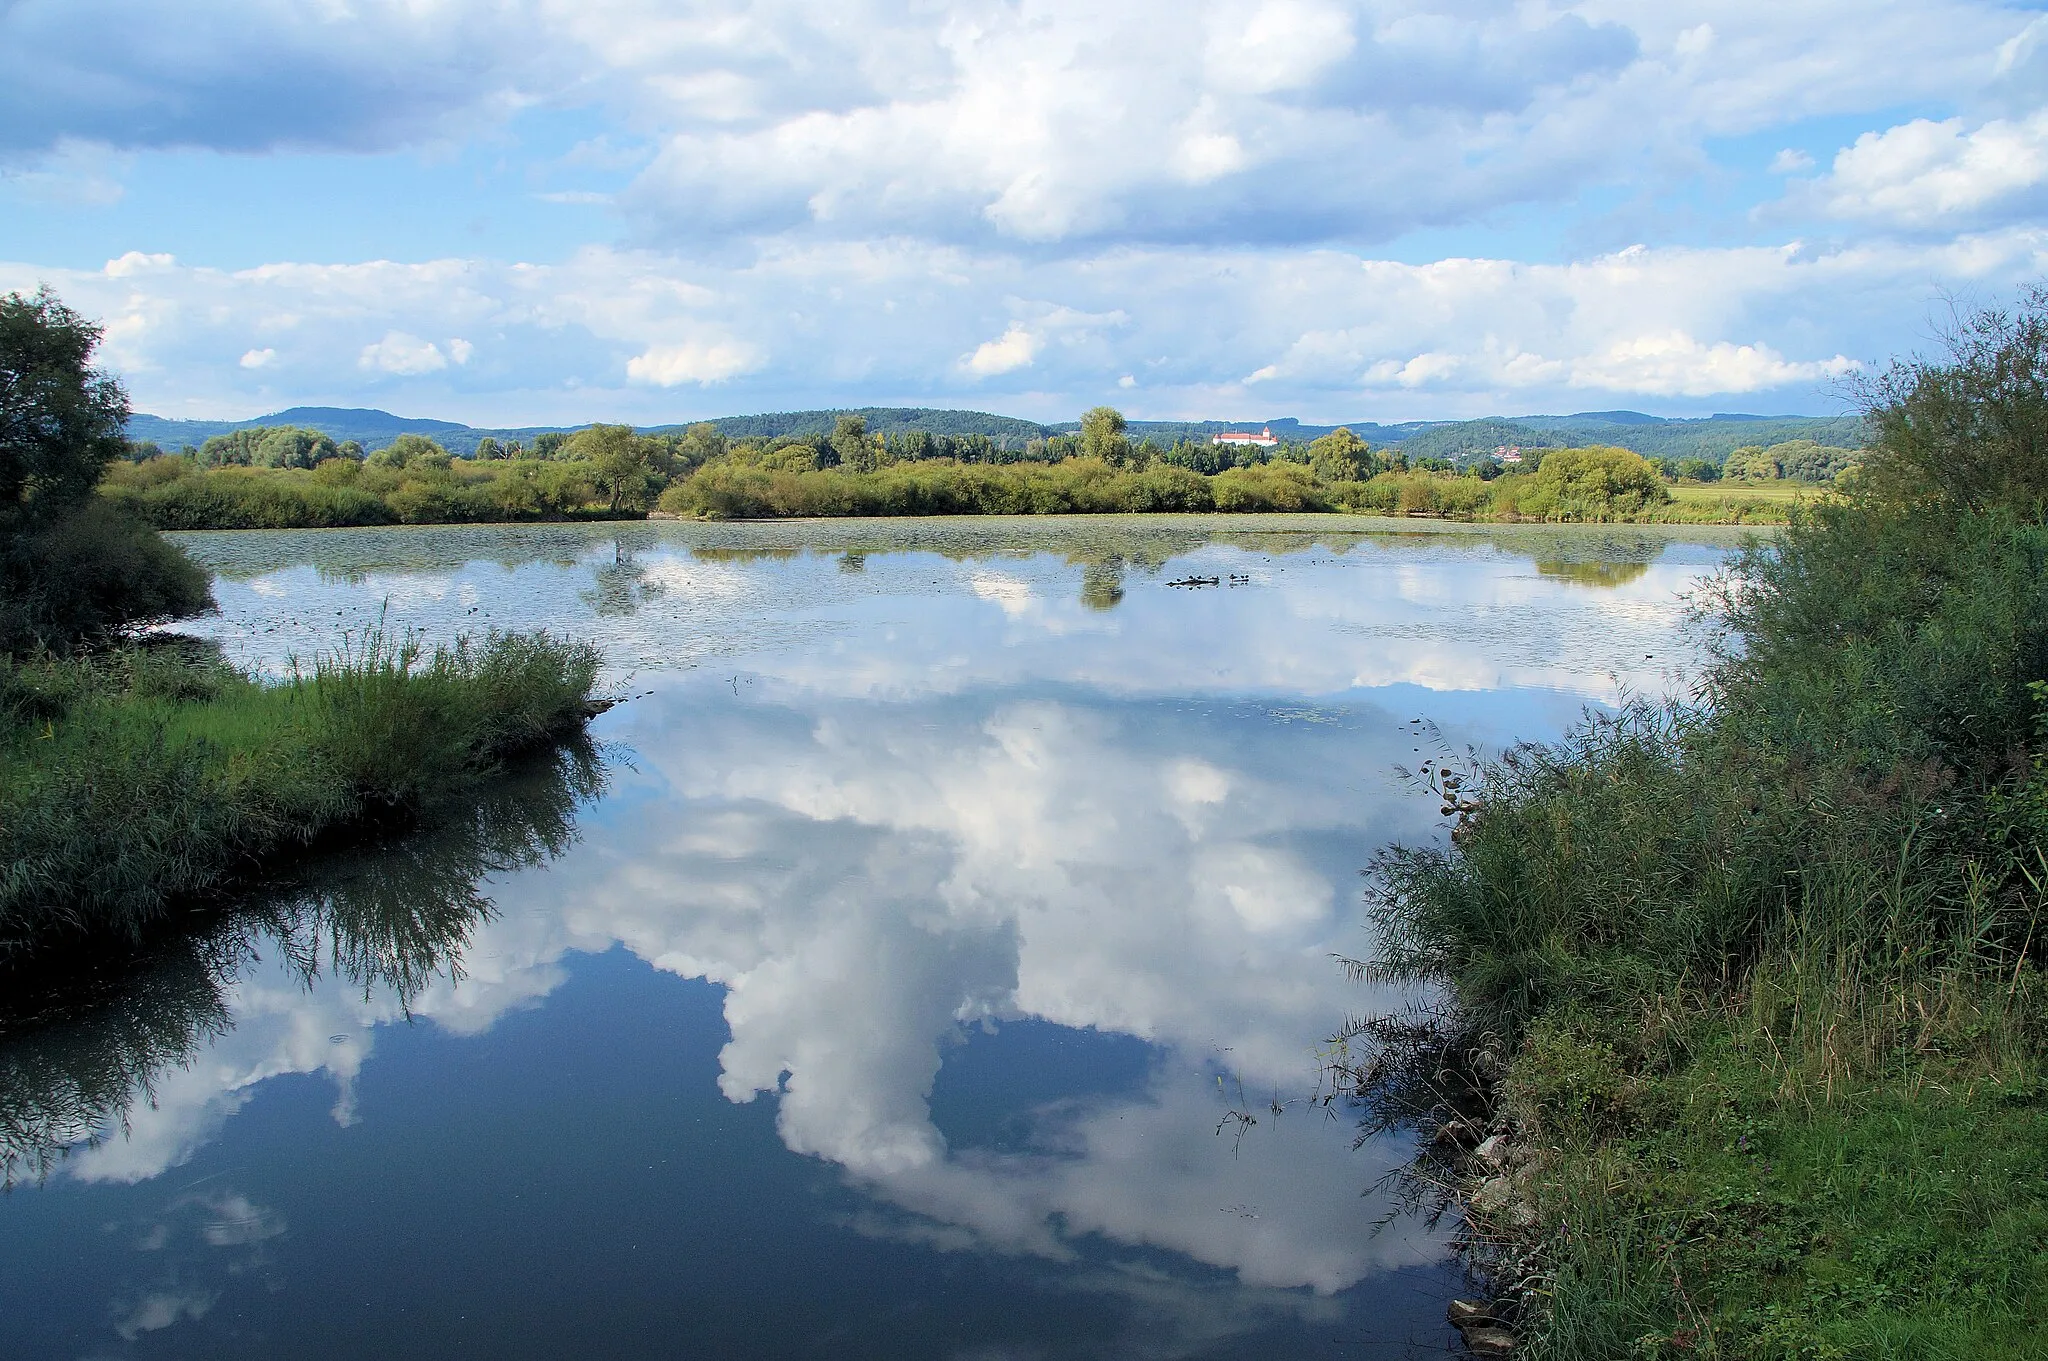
[1,517,1745,1359]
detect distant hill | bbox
[125,405,1867,464]
[126,405,1050,456]
[129,407,507,456]
[673,407,1050,445]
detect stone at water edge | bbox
[1460,1325,1517,1356]
[1473,1133,1510,1167]
[1447,1299,1497,1326]
[1434,1120,1481,1149]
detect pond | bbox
[0,515,1748,1359]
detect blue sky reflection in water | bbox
[1,518,1743,1359]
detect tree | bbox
[1079,406,1130,465]
[1525,445,1670,520]
[367,434,452,470]
[677,422,727,469]
[1307,427,1374,482]
[567,423,655,513]
[0,288,209,654]
[475,436,504,460]
[832,414,877,472]
[1857,284,2048,514]
[0,288,129,533]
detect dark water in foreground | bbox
[0,516,1744,1359]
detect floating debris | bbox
[1167,575,1221,588]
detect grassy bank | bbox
[0,628,602,961]
[1348,297,2048,1357]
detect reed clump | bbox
[1357,290,2048,1357]
[0,627,601,961]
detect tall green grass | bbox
[0,628,602,960]
[1352,406,2048,1350]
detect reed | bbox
[0,627,602,960]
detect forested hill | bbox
[694,407,1048,442]
[127,405,1865,463]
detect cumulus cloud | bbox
[0,0,546,155]
[359,330,450,375]
[28,222,2048,422]
[5,1,2035,254]
[963,324,1039,377]
[1800,109,2048,230]
[626,337,762,385]
[1567,331,1857,396]
[7,228,2040,422]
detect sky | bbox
[2,1,2046,426]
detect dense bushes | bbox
[656,445,1726,522]
[1353,292,2048,1357]
[0,628,603,960]
[662,457,1256,517]
[110,421,1804,529]
[103,453,616,528]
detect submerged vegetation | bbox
[1343,289,2048,1356]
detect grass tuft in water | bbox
[0,626,602,961]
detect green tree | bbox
[832,414,877,472]
[1525,445,1670,520]
[474,436,504,460]
[1858,284,2048,514]
[1,287,130,528]
[567,423,655,513]
[1307,427,1374,482]
[677,422,727,468]
[1079,407,1130,466]
[367,434,452,471]
[0,288,210,653]
[1724,444,1780,481]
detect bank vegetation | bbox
[105,405,1838,530]
[1,289,606,963]
[1342,288,2048,1358]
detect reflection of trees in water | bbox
[0,740,606,1187]
[1080,557,1126,610]
[580,540,667,617]
[1533,559,1653,588]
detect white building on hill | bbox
[1212,426,1279,447]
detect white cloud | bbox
[1568,331,1857,396]
[238,347,275,369]
[358,330,448,375]
[626,337,762,385]
[1803,109,2048,229]
[1770,148,1814,174]
[7,227,2042,424]
[963,324,1039,377]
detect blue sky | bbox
[3,1,2046,426]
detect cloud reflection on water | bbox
[23,522,1735,1327]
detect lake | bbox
[0,516,1747,1359]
